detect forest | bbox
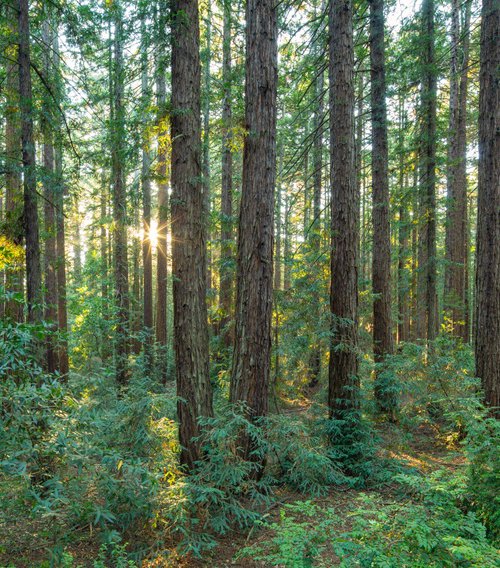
[0,0,499,565]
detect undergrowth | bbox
[1,319,498,566]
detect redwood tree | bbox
[444,0,472,341]
[230,0,278,453]
[417,0,438,342]
[328,0,358,417]
[18,0,41,324]
[141,14,153,371]
[171,0,213,468]
[42,14,58,373]
[475,0,499,415]
[369,0,394,413]
[4,3,23,322]
[156,0,168,381]
[111,2,129,384]
[219,0,234,346]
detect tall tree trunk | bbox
[397,99,411,343]
[219,0,234,346]
[369,0,394,413]
[461,0,473,344]
[72,198,82,281]
[328,0,358,417]
[274,140,283,291]
[131,206,142,354]
[410,163,419,339]
[356,74,365,289]
[18,0,41,324]
[284,194,291,290]
[141,18,153,371]
[398,189,411,343]
[156,1,168,382]
[111,3,129,384]
[53,31,69,376]
[230,0,278,457]
[202,0,212,300]
[55,144,69,375]
[418,0,438,342]
[171,0,213,469]
[444,0,472,341]
[303,121,310,237]
[100,172,110,360]
[4,3,24,322]
[308,35,325,387]
[42,16,58,373]
[475,0,499,415]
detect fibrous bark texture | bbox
[475,0,499,415]
[328,0,359,417]
[230,0,278,449]
[171,0,213,469]
[111,4,129,384]
[18,0,41,324]
[369,0,394,411]
[444,0,472,341]
[219,0,234,346]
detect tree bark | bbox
[274,140,283,292]
[202,0,212,300]
[141,17,153,371]
[418,0,438,342]
[4,3,24,322]
[397,99,411,343]
[328,0,358,417]
[18,0,41,325]
[111,3,129,384]
[52,31,69,376]
[171,0,213,469]
[475,0,499,415]
[369,0,394,412]
[219,0,234,346]
[444,0,472,341]
[230,0,278,455]
[284,194,291,290]
[42,16,58,373]
[131,205,142,355]
[308,27,325,387]
[156,1,168,382]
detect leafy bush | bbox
[383,337,480,436]
[465,415,500,543]
[267,412,346,494]
[161,404,273,556]
[320,408,382,486]
[332,471,499,567]
[238,501,336,568]
[240,469,499,567]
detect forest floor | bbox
[0,412,466,568]
[171,423,465,568]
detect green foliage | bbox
[161,405,273,557]
[68,253,114,368]
[332,471,499,567]
[320,408,382,486]
[241,469,499,568]
[159,404,350,557]
[465,416,500,544]
[382,337,480,436]
[267,412,346,494]
[0,320,178,560]
[92,534,137,568]
[0,317,65,493]
[238,501,336,568]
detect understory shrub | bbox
[240,468,499,567]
